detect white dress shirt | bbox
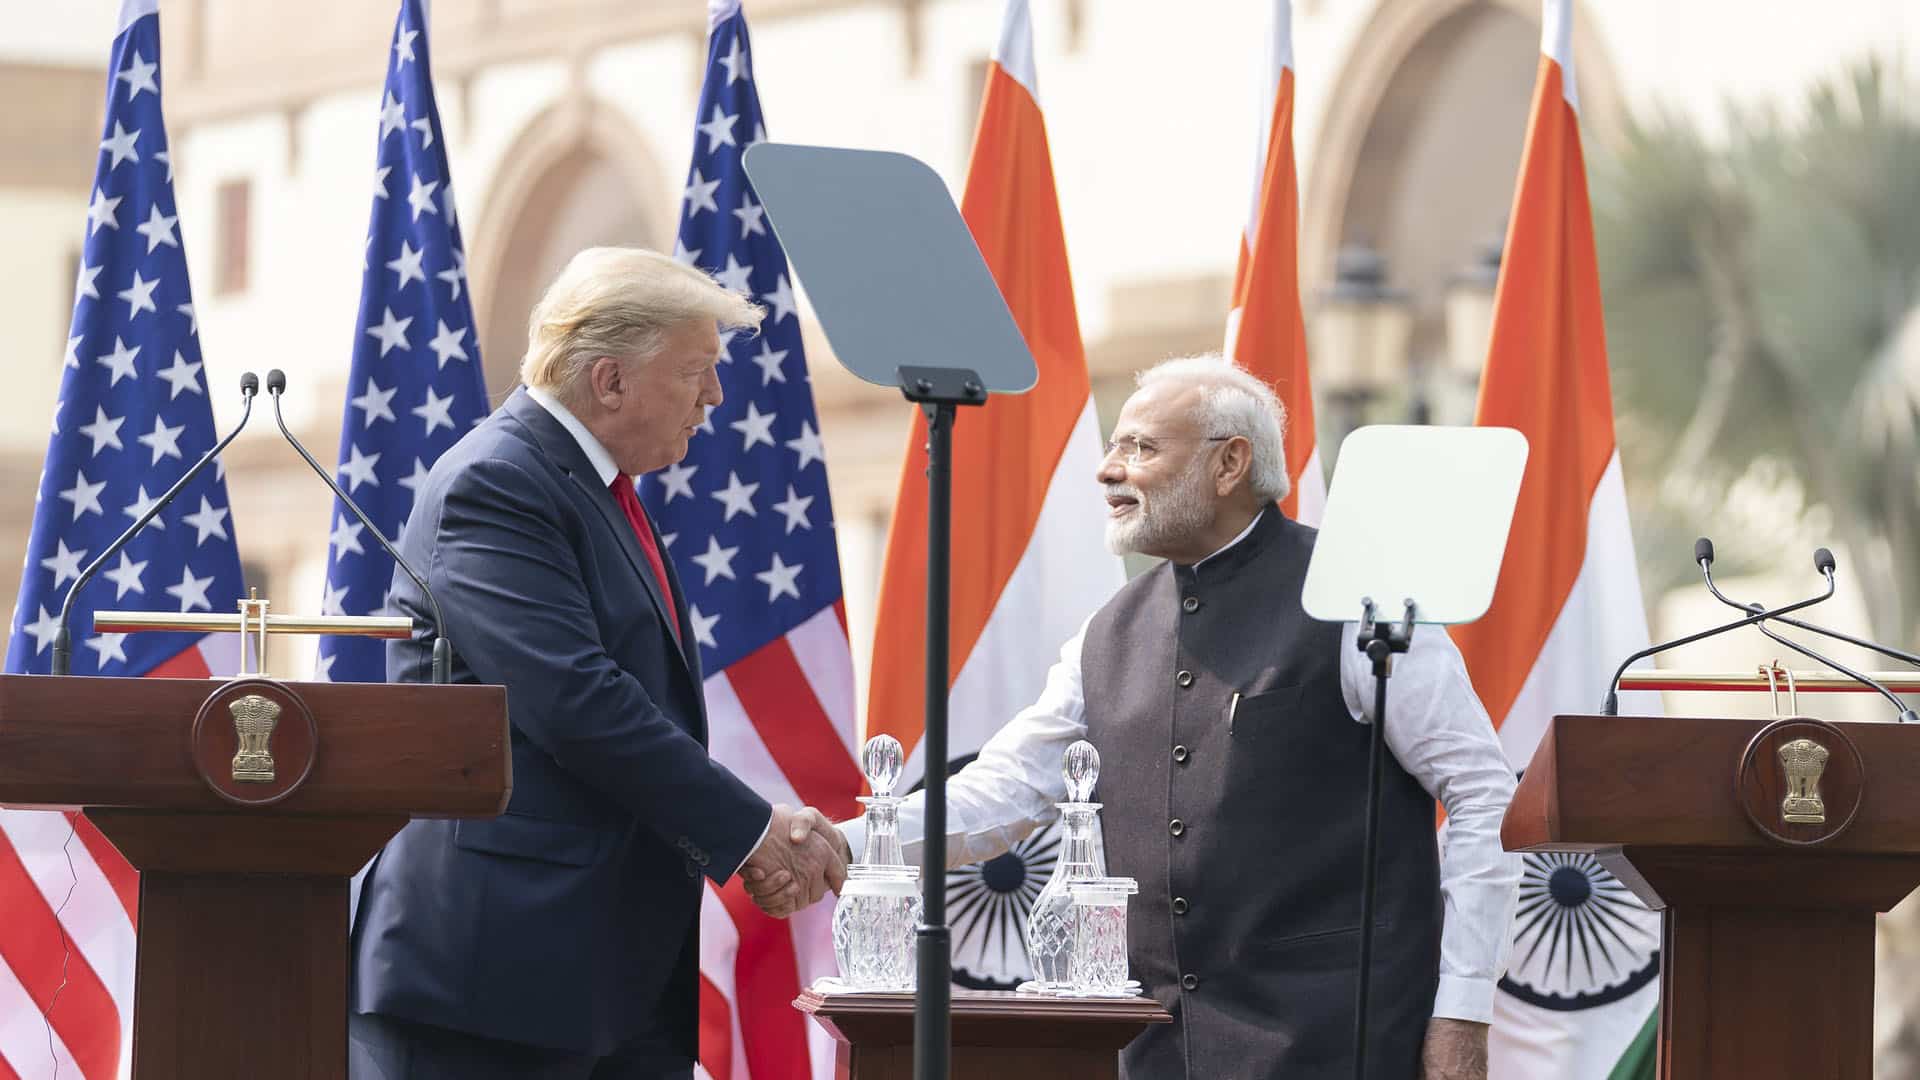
[844,511,1521,1023]
[526,385,773,875]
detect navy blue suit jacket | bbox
[350,388,771,1057]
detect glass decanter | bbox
[831,734,921,990]
[1023,739,1108,991]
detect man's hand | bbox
[739,804,849,918]
[1421,1018,1489,1080]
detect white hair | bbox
[521,246,763,405]
[1134,352,1291,503]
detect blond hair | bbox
[520,247,764,403]
[1135,352,1291,503]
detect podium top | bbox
[0,674,508,818]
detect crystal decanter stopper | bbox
[858,733,905,866]
[1024,739,1108,990]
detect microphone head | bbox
[239,371,259,397]
[1814,547,1837,576]
[1694,537,1715,567]
[266,369,287,395]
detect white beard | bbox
[1104,455,1215,557]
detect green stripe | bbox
[1605,1009,1658,1080]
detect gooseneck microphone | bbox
[1697,540,1918,723]
[1701,542,1920,669]
[1601,537,1837,715]
[265,369,453,684]
[52,373,260,676]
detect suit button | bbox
[1182,973,1199,991]
[685,860,699,878]
[1172,897,1189,915]
[1182,596,1200,613]
[1176,670,1194,688]
[1169,819,1185,837]
[1172,744,1189,764]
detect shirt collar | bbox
[1193,508,1266,569]
[526,385,621,487]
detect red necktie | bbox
[609,475,681,644]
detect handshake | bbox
[739,803,853,917]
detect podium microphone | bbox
[1601,536,1837,715]
[264,369,453,684]
[52,373,261,676]
[1697,541,1918,723]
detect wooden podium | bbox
[795,987,1171,1079]
[0,673,509,1080]
[1505,712,1920,1080]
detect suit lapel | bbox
[506,390,695,685]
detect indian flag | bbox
[1447,2,1661,1077]
[1225,0,1322,524]
[863,0,1124,983]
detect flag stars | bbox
[21,606,60,654]
[77,406,126,456]
[353,378,398,426]
[165,565,215,612]
[412,386,456,435]
[366,307,413,356]
[135,204,179,253]
[691,535,740,585]
[87,633,130,666]
[711,471,760,521]
[122,485,165,529]
[59,470,107,521]
[379,91,407,140]
[394,27,420,67]
[40,540,86,589]
[427,319,469,368]
[181,496,231,544]
[64,335,83,370]
[117,50,158,99]
[386,241,426,290]
[688,605,720,649]
[730,401,776,450]
[407,173,441,221]
[437,248,468,302]
[176,301,196,334]
[320,583,350,617]
[411,116,435,148]
[716,36,748,85]
[673,238,703,267]
[733,194,767,238]
[750,342,788,386]
[771,485,815,534]
[97,336,141,385]
[764,274,798,324]
[683,168,721,217]
[137,415,186,464]
[86,187,122,236]
[118,271,160,320]
[713,254,753,294]
[372,164,392,201]
[339,444,382,491]
[697,104,740,153]
[75,262,102,302]
[397,458,433,493]
[102,552,147,599]
[330,517,366,558]
[99,121,140,169]
[754,553,803,602]
[658,460,698,502]
[156,351,204,398]
[786,420,825,470]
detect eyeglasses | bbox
[1102,433,1231,466]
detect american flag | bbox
[638,3,861,1077]
[319,0,485,684]
[0,3,241,1077]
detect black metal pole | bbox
[914,401,955,1080]
[1353,636,1392,1080]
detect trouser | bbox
[348,1011,695,1080]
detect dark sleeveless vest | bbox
[1082,510,1441,1079]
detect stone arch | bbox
[1300,0,1626,362]
[466,95,676,399]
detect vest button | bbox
[1182,596,1200,613]
[1182,973,1199,991]
[1169,818,1185,837]
[1172,744,1189,764]
[1176,670,1194,688]
[1172,896,1189,915]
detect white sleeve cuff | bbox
[1432,973,1497,1024]
[729,811,776,881]
[837,816,866,866]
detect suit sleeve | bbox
[431,455,771,882]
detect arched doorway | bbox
[468,97,674,399]
[1303,0,1625,364]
